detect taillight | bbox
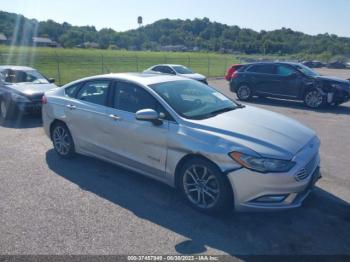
[231,71,238,79]
[41,95,47,104]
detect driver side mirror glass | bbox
[48,78,55,83]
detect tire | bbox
[236,84,252,101]
[178,158,233,214]
[304,88,325,108]
[51,122,75,158]
[0,99,16,120]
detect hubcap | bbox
[1,101,7,118]
[305,90,323,108]
[53,126,71,155]
[183,165,220,209]
[237,86,251,100]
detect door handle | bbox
[66,104,76,110]
[109,114,121,121]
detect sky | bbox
[1,0,350,37]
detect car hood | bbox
[8,83,58,96]
[187,106,316,160]
[179,73,206,80]
[315,75,349,84]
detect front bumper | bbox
[227,151,321,212]
[16,101,42,114]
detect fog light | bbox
[253,194,288,203]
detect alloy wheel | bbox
[183,165,220,209]
[53,126,72,156]
[237,86,251,100]
[305,90,323,108]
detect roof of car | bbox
[242,62,302,67]
[64,72,191,87]
[0,65,35,71]
[152,64,184,67]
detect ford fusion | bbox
[0,66,57,120]
[42,73,321,213]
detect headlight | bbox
[229,152,295,173]
[11,93,30,102]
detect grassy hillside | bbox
[0,45,237,85]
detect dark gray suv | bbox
[230,62,350,108]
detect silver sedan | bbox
[42,73,321,213]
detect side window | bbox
[114,82,173,120]
[76,80,110,106]
[65,83,82,98]
[276,65,296,76]
[247,64,275,74]
[162,66,175,75]
[152,66,163,73]
[114,82,157,113]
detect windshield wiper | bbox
[197,106,237,119]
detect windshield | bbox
[172,66,194,74]
[0,69,49,84]
[150,80,240,120]
[295,64,319,77]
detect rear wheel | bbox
[304,89,325,108]
[179,158,233,214]
[52,123,75,158]
[236,84,252,101]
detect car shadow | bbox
[244,97,350,115]
[0,113,42,129]
[45,150,350,257]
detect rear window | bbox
[246,64,275,74]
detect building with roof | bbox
[32,37,58,47]
[0,33,8,44]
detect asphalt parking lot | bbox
[0,72,350,257]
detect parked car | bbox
[225,64,243,81]
[143,64,207,84]
[302,61,325,68]
[0,66,57,120]
[327,61,346,69]
[42,73,321,213]
[230,62,350,108]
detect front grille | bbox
[295,154,318,181]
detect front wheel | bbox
[52,123,75,158]
[304,89,325,108]
[179,158,233,214]
[236,85,252,101]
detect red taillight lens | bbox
[231,71,238,79]
[41,95,47,104]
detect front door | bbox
[273,65,302,98]
[104,81,170,177]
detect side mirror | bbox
[48,78,55,83]
[135,109,163,125]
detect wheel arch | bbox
[49,119,68,140]
[174,153,224,189]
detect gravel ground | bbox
[0,71,349,257]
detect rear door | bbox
[64,79,113,154]
[245,64,278,95]
[104,81,170,177]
